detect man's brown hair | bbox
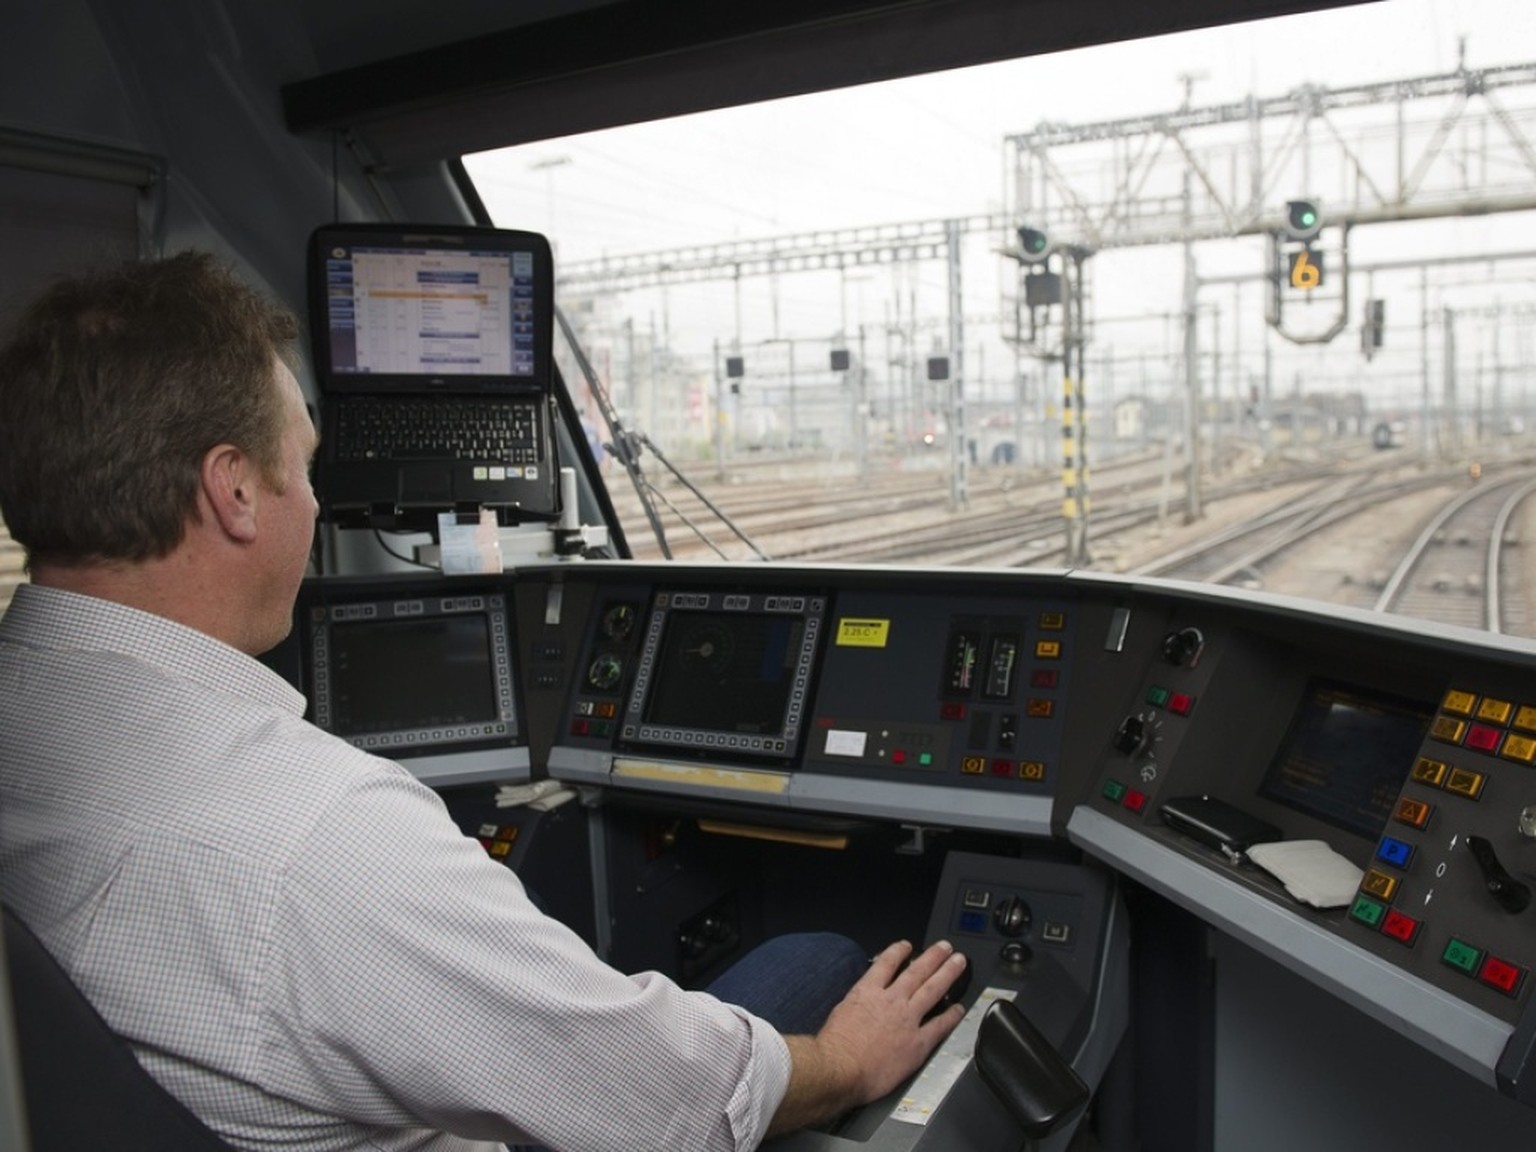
[0,252,301,567]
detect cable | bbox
[372,527,439,571]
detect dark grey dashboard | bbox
[274,559,1536,1111]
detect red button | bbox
[940,702,967,721]
[991,759,1014,777]
[570,717,590,736]
[1123,790,1148,814]
[1168,693,1196,716]
[1479,955,1527,997]
[1466,723,1502,752]
[1031,669,1060,689]
[892,749,907,765]
[1381,909,1421,946]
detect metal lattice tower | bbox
[1005,59,1536,250]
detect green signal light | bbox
[1285,199,1322,239]
[1017,226,1049,263]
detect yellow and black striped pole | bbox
[1062,373,1089,564]
[1061,250,1090,565]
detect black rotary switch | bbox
[993,895,1032,937]
[1161,627,1205,667]
[1112,714,1147,755]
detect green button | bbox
[1102,779,1127,802]
[918,752,933,766]
[1442,937,1483,975]
[1146,686,1170,707]
[1349,895,1386,928]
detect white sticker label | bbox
[824,729,867,757]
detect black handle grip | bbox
[974,998,1090,1140]
[1467,836,1532,914]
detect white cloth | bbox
[1247,839,1365,909]
[0,583,789,1152]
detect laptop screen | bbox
[308,224,553,395]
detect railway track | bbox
[601,438,1536,639]
[1373,473,1536,635]
[608,438,1345,566]
[1143,462,1536,638]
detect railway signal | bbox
[1285,198,1322,241]
[1017,226,1050,264]
[1361,299,1385,358]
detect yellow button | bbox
[1395,798,1433,829]
[1477,698,1514,725]
[1441,689,1477,717]
[1035,640,1062,659]
[1411,757,1447,786]
[1515,706,1536,733]
[1444,767,1486,799]
[1431,716,1467,744]
[961,756,986,775]
[1501,733,1536,765]
[1039,612,1065,631]
[1361,869,1399,901]
[1019,761,1047,781]
[1026,698,1055,718]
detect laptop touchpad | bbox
[399,465,454,504]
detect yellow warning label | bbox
[837,618,890,647]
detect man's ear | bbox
[201,443,260,543]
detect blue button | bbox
[1377,836,1414,869]
[958,910,989,934]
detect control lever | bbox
[1111,714,1146,755]
[974,999,1090,1140]
[1467,836,1532,914]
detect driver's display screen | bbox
[621,590,825,758]
[644,610,804,734]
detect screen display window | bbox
[645,611,804,734]
[323,245,537,378]
[309,593,518,755]
[330,616,497,734]
[1258,680,1432,839]
[307,224,552,396]
[620,590,825,758]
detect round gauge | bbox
[679,622,735,675]
[586,652,625,691]
[602,603,638,641]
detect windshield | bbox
[466,0,1536,640]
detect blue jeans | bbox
[705,931,869,1034]
[506,933,866,1151]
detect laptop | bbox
[306,223,559,529]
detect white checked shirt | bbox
[0,584,790,1152]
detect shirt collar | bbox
[0,583,308,716]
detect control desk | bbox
[272,560,1536,1143]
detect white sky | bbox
[469,0,1532,254]
[465,0,1536,423]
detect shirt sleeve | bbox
[256,766,791,1152]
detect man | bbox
[0,252,966,1151]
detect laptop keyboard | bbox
[332,398,542,464]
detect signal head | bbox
[1285,199,1322,241]
[1017,226,1050,264]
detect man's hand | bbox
[770,940,967,1136]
